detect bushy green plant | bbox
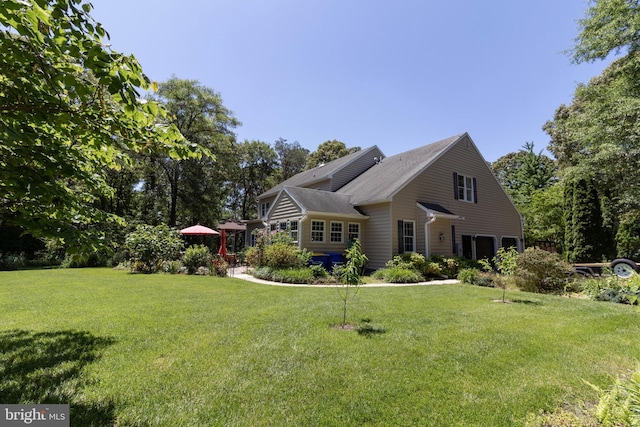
[373,267,423,283]
[422,261,443,278]
[251,266,314,284]
[162,260,183,274]
[385,254,414,270]
[458,268,495,287]
[248,228,308,268]
[591,367,640,427]
[0,253,27,271]
[244,246,260,267]
[183,245,211,274]
[386,252,446,278]
[264,241,300,268]
[429,255,461,278]
[210,256,228,277]
[124,224,184,273]
[585,275,640,305]
[311,264,330,279]
[297,248,313,266]
[515,247,573,294]
[34,238,65,266]
[61,251,109,268]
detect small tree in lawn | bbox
[479,246,518,303]
[338,239,368,326]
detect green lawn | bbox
[1,268,638,426]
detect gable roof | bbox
[337,133,467,204]
[258,145,382,199]
[271,186,367,218]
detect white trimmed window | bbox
[330,221,343,243]
[290,220,299,242]
[260,201,270,217]
[403,220,415,252]
[348,223,360,243]
[311,220,325,242]
[456,174,476,202]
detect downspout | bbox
[424,214,437,258]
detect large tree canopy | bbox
[0,0,200,252]
[491,143,558,247]
[274,138,309,181]
[543,0,640,260]
[141,77,240,227]
[571,0,640,63]
[305,140,359,169]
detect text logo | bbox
[0,405,69,427]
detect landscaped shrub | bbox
[386,253,425,271]
[61,251,109,268]
[252,266,314,284]
[247,228,309,269]
[33,238,65,267]
[373,267,423,283]
[458,268,495,287]
[514,247,573,294]
[581,274,640,305]
[422,261,443,278]
[183,245,211,274]
[311,264,330,279]
[162,260,183,274]
[429,255,462,278]
[244,246,260,267]
[211,256,228,277]
[124,224,184,273]
[264,241,300,268]
[0,253,27,271]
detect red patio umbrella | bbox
[216,219,246,258]
[218,229,227,257]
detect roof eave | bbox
[304,210,369,220]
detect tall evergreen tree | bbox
[564,175,615,262]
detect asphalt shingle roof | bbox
[258,146,381,199]
[282,186,365,217]
[337,134,465,204]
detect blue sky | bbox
[91,0,612,162]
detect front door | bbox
[462,235,473,259]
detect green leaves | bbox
[572,0,640,63]
[0,0,201,252]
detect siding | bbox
[268,193,302,222]
[299,217,367,255]
[357,202,392,270]
[389,135,522,260]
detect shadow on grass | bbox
[0,329,117,426]
[357,320,387,338]
[512,299,543,306]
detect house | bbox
[248,133,524,270]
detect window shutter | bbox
[473,177,478,203]
[451,225,456,253]
[453,172,459,200]
[397,220,404,254]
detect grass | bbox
[1,268,639,426]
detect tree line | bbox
[2,0,640,264]
[492,0,640,262]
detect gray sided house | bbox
[248,133,524,270]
